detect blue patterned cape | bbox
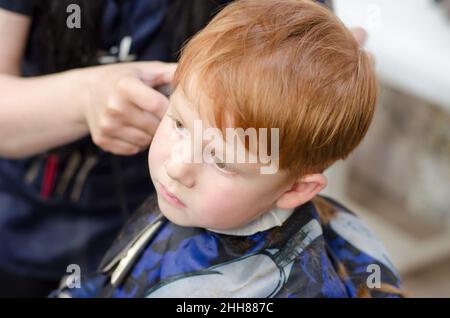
[52,195,403,298]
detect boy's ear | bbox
[275,173,328,210]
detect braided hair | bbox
[33,0,232,74]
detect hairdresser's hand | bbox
[350,26,367,46]
[80,61,177,156]
[349,26,375,64]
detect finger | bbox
[350,26,367,47]
[104,138,143,156]
[111,126,153,149]
[133,61,178,86]
[119,76,169,119]
[367,52,376,66]
[116,100,161,137]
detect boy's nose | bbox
[164,159,195,188]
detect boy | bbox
[54,0,402,298]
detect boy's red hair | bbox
[174,0,377,178]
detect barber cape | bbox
[52,195,403,298]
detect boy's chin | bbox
[156,196,191,227]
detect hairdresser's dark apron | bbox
[0,0,170,280]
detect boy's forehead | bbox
[171,86,221,130]
[171,87,195,110]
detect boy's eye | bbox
[211,149,231,172]
[174,119,184,130]
[214,158,227,169]
[167,113,187,133]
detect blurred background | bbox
[322,0,450,297]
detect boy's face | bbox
[148,88,293,231]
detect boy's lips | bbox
[158,182,186,208]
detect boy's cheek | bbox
[200,185,253,219]
[149,119,172,166]
[148,137,166,175]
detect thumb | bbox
[350,26,367,47]
[132,61,178,87]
